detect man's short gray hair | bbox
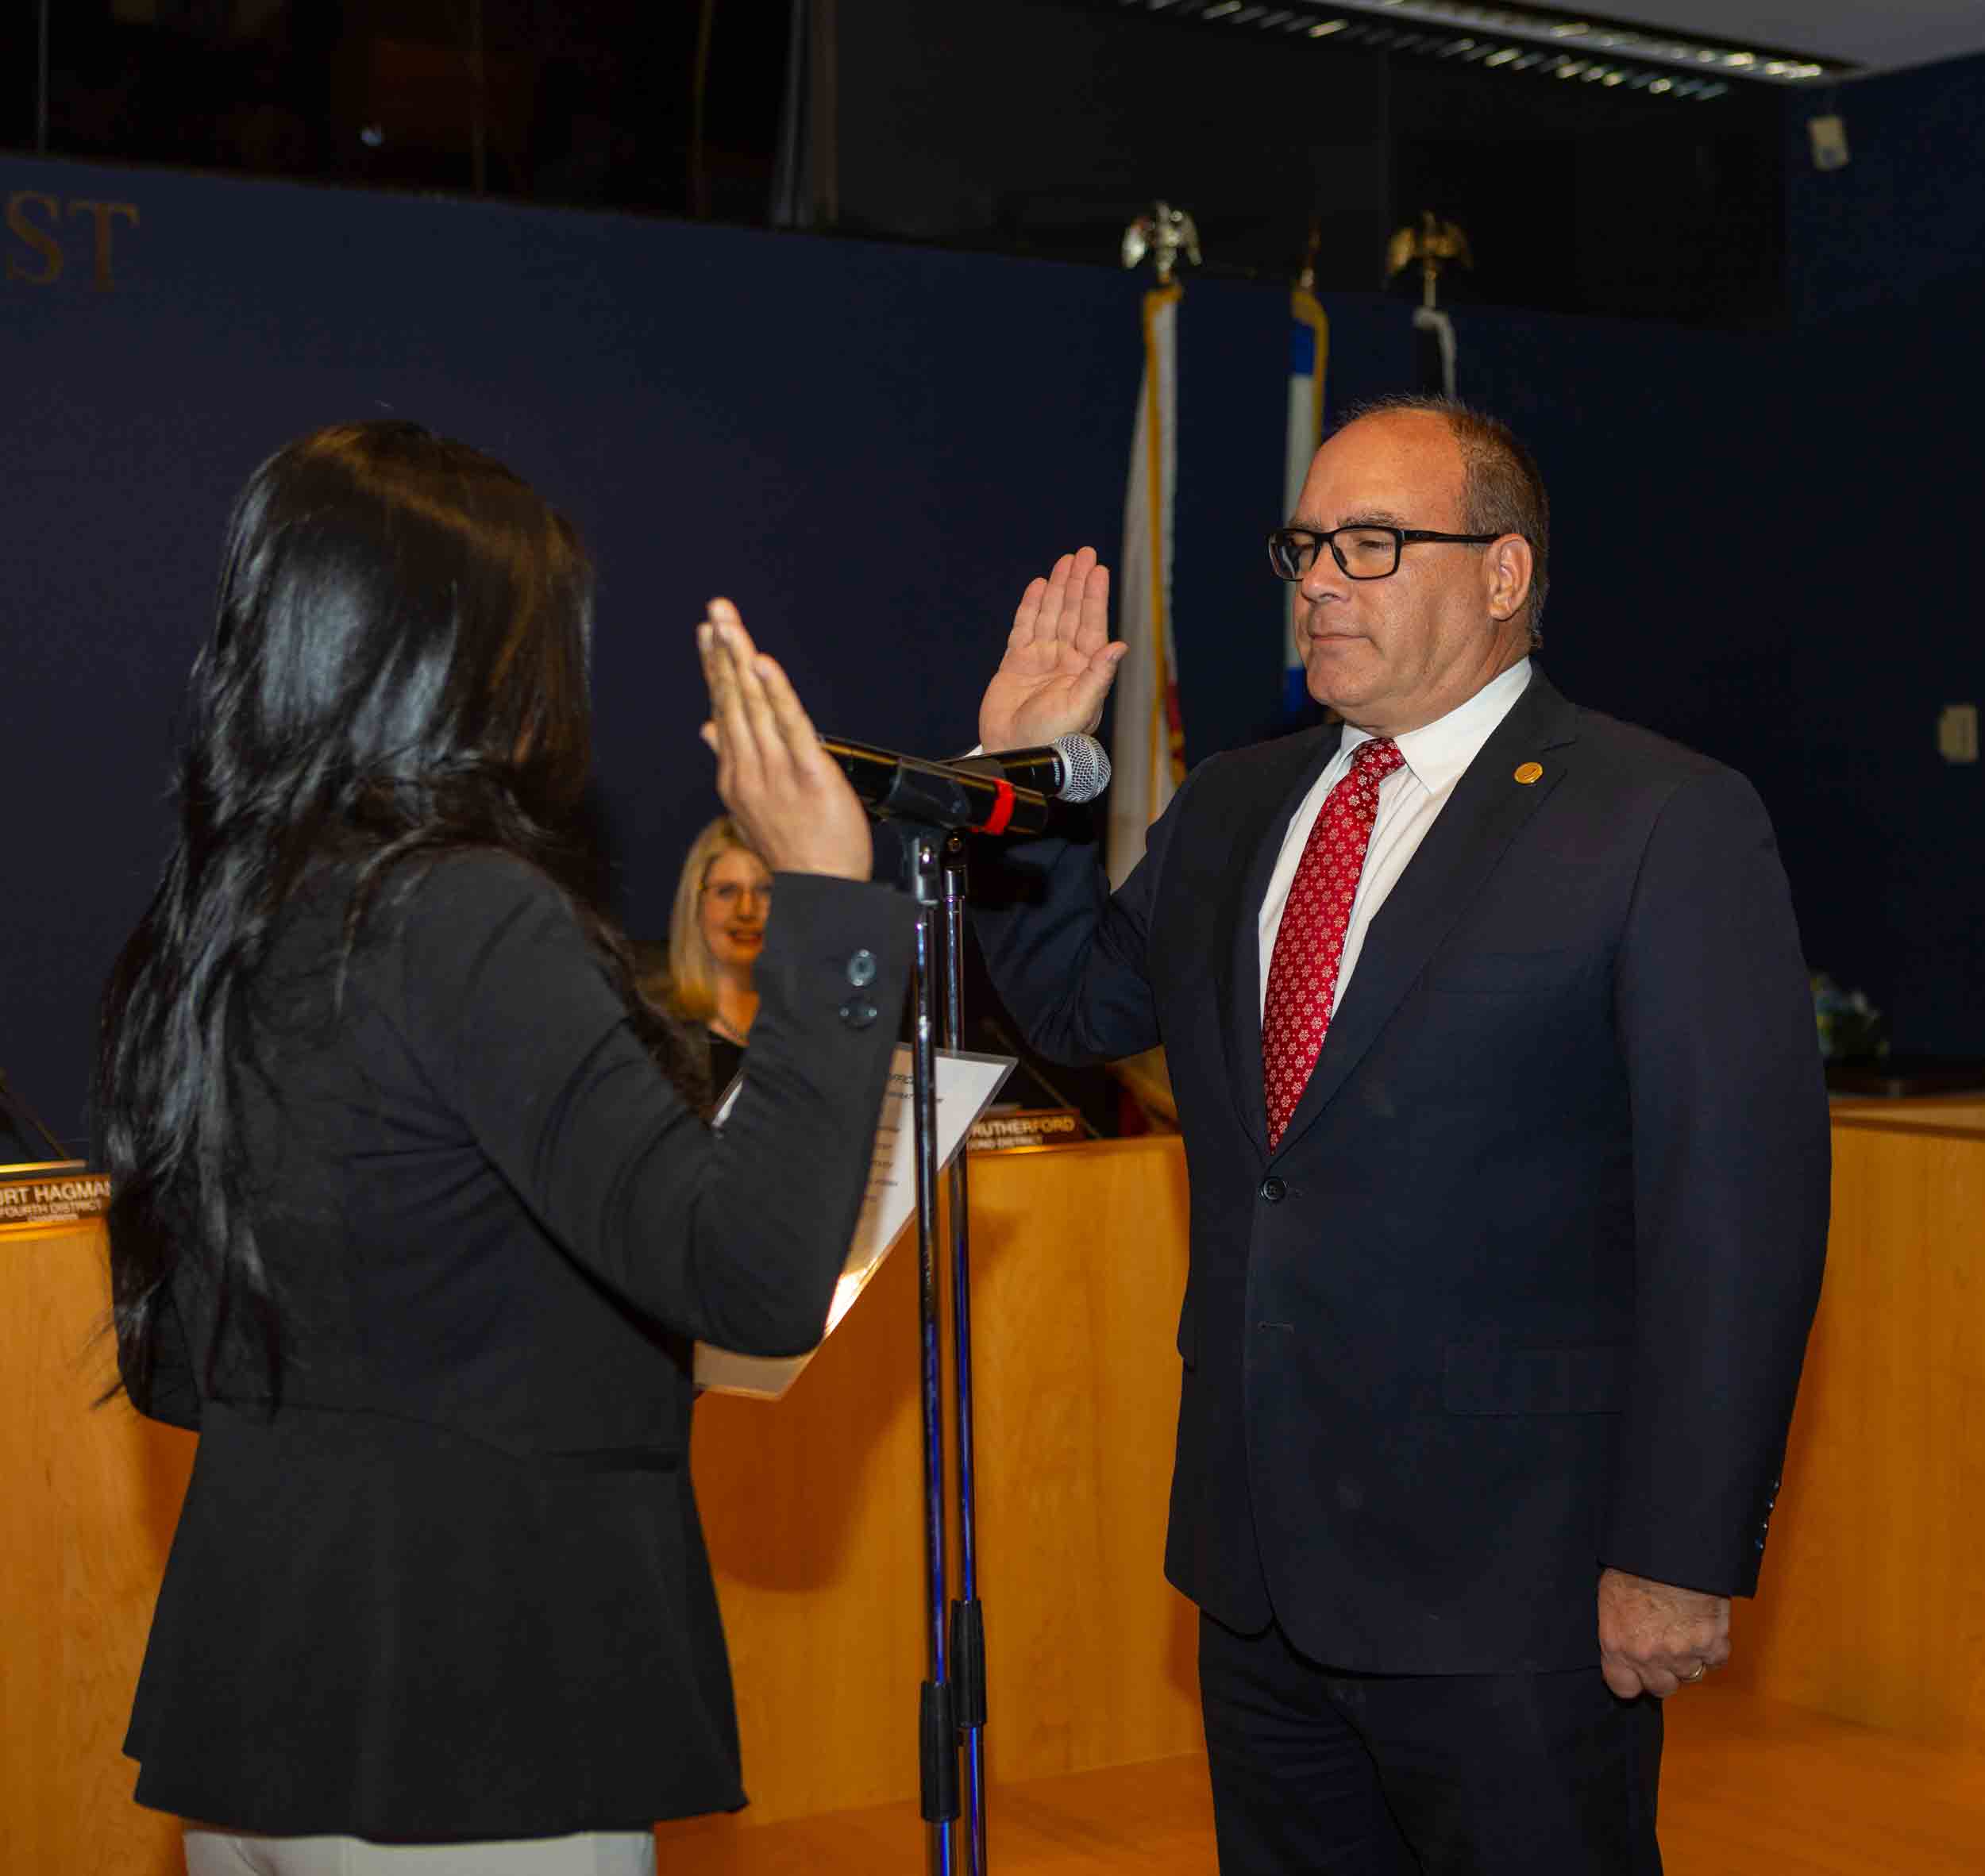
[1342,395,1550,648]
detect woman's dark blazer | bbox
[121,855,910,1841]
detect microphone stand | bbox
[904,826,958,1876]
[942,834,989,1876]
[897,826,992,1876]
[838,739,1103,1874]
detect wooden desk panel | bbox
[1725,1119,1985,1749]
[690,1136,1201,1824]
[3,1145,1198,1857]
[1828,1096,1985,1137]
[2,1222,191,1876]
[17,1115,1979,1863]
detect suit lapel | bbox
[1216,722,1343,1161]
[1268,672,1582,1164]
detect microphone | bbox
[954,734,1112,806]
[819,737,1051,835]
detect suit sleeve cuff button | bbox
[839,998,879,1029]
[846,948,878,988]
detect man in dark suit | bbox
[970,398,1829,1873]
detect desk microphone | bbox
[818,738,1051,835]
[817,733,1112,835]
[954,734,1112,806]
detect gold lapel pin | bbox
[1513,761,1544,784]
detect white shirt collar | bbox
[1339,657,1532,795]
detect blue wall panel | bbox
[4,147,1981,1144]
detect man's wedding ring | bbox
[1680,1663,1707,1683]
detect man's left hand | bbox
[1598,1567,1730,1700]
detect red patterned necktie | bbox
[1262,736,1405,1150]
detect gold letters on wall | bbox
[6,190,141,291]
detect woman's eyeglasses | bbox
[702,880,773,909]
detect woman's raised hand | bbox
[698,600,871,881]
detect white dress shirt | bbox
[1257,659,1533,1023]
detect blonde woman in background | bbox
[656,816,778,1101]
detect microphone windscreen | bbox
[1053,734,1112,804]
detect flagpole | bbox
[1387,210,1470,399]
[1110,202,1199,892]
[1138,280,1182,819]
[1284,223,1330,722]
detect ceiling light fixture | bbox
[1112,0,1853,87]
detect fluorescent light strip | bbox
[1118,0,1849,85]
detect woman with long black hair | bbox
[98,421,906,1874]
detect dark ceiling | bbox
[7,1,788,218]
[6,1,1808,326]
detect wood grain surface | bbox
[2,1221,193,1876]
[1724,1114,1985,1750]
[690,1136,1201,1824]
[655,1689,1985,1874]
[13,1111,1982,1869]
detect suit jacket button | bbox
[846,949,878,988]
[1259,1177,1285,1203]
[839,998,879,1029]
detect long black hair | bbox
[98,420,691,1413]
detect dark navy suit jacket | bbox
[974,669,1829,1674]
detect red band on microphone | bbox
[978,778,1017,835]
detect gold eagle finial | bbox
[1122,201,1203,285]
[1386,211,1472,310]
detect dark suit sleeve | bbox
[394,859,913,1358]
[969,767,1208,1065]
[1603,768,1830,1597]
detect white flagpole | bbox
[1414,305,1458,398]
[1283,283,1328,718]
[1107,280,1185,890]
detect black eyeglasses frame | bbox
[1266,524,1508,583]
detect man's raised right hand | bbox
[977,547,1127,753]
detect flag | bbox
[1282,283,1329,720]
[1108,280,1185,891]
[1413,304,1457,397]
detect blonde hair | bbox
[662,816,767,1022]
